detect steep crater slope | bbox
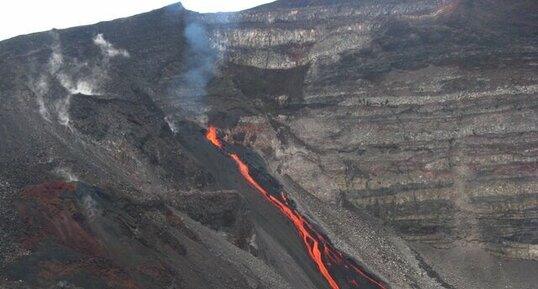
[0,5,289,289]
[202,0,538,261]
[4,182,262,289]
[0,1,537,289]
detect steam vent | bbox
[1,1,537,289]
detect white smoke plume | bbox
[93,34,130,58]
[56,72,99,96]
[33,76,52,122]
[48,48,63,74]
[183,23,218,94]
[55,94,72,127]
[51,41,99,96]
[28,35,71,125]
[30,32,130,127]
[47,41,76,128]
[164,115,178,133]
[82,195,100,222]
[54,167,79,182]
[164,21,219,127]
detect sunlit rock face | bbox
[201,0,538,260]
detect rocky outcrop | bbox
[201,0,538,260]
[3,182,278,289]
[0,1,537,288]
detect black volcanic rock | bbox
[5,182,257,289]
[203,0,538,258]
[0,1,537,289]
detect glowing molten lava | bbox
[230,153,340,288]
[205,125,223,149]
[207,126,386,289]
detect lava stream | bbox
[206,125,222,149]
[206,125,387,289]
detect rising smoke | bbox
[30,32,129,127]
[82,194,100,222]
[54,167,79,182]
[28,33,63,122]
[184,23,218,92]
[33,75,52,122]
[165,22,220,131]
[93,34,130,58]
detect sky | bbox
[0,0,275,41]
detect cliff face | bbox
[0,1,537,289]
[200,0,538,260]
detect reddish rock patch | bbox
[135,262,169,280]
[39,259,141,289]
[13,182,144,289]
[17,181,105,256]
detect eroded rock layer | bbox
[0,1,537,289]
[202,0,538,260]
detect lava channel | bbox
[205,125,387,289]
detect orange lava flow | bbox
[205,125,222,149]
[230,153,340,289]
[206,126,387,289]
